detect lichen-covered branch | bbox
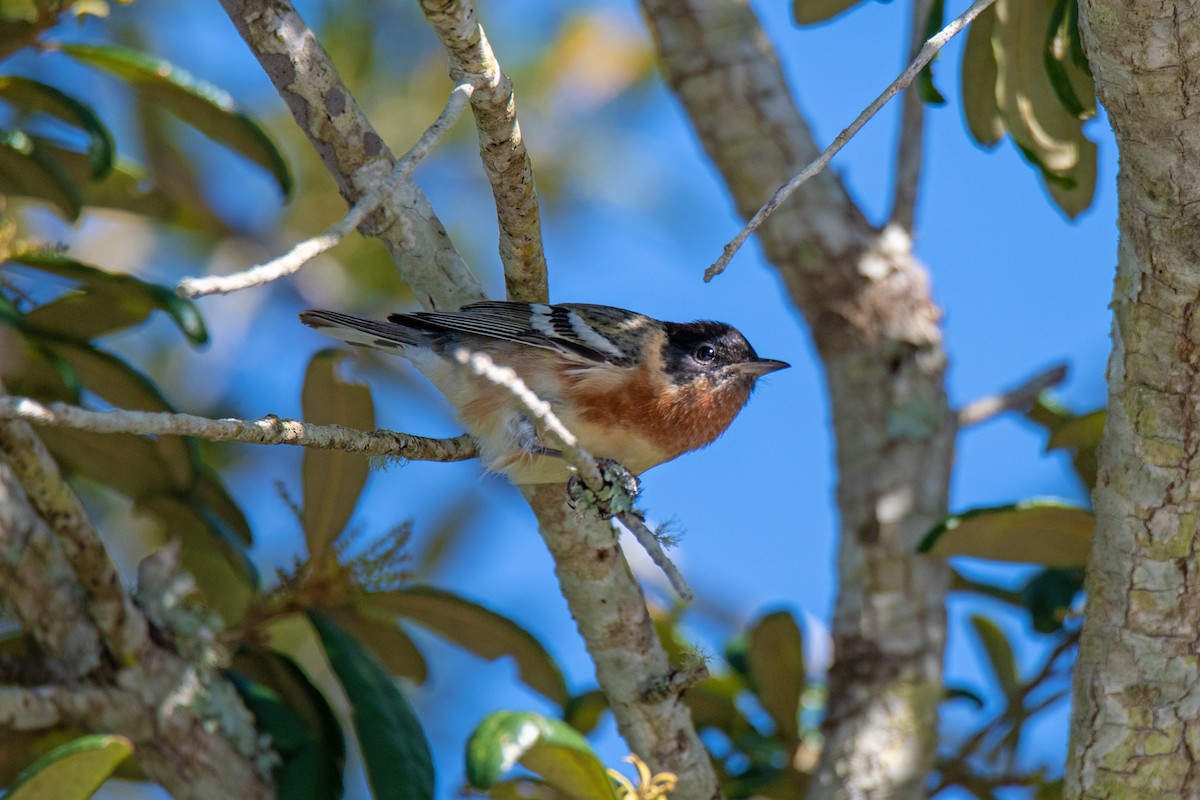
[642,2,955,798]
[1065,2,1200,797]
[178,83,475,298]
[0,396,478,462]
[418,0,548,303]
[216,0,482,311]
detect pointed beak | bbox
[734,358,790,377]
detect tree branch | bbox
[419,0,549,304]
[217,0,483,311]
[704,0,998,281]
[889,0,936,231]
[178,83,476,298]
[956,364,1069,427]
[0,396,479,462]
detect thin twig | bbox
[0,397,478,461]
[890,0,936,230]
[956,364,1069,427]
[705,0,1000,281]
[419,0,549,303]
[453,349,693,601]
[177,83,475,299]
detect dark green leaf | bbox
[1021,568,1083,633]
[301,351,373,574]
[746,610,805,742]
[368,586,568,705]
[0,328,80,403]
[5,734,133,800]
[0,127,82,219]
[1042,0,1086,117]
[917,0,947,105]
[0,75,114,176]
[943,685,986,708]
[30,140,179,222]
[969,615,1021,698]
[918,500,1094,567]
[308,611,434,800]
[466,711,616,800]
[324,604,428,683]
[948,567,1025,606]
[5,250,207,344]
[60,43,292,196]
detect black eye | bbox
[694,344,716,362]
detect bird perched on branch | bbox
[300,301,788,484]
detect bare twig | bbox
[890,0,936,230]
[956,364,1069,427]
[217,0,483,311]
[453,350,693,601]
[0,397,479,462]
[178,84,475,298]
[419,0,548,303]
[705,0,1000,281]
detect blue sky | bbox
[15,0,1115,797]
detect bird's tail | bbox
[299,309,421,353]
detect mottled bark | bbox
[641,2,954,798]
[1066,3,1200,798]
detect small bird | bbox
[300,301,788,484]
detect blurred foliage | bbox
[794,0,1098,217]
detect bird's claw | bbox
[567,459,641,519]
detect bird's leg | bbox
[566,458,641,520]
[513,415,561,458]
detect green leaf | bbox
[916,0,947,105]
[226,672,344,800]
[229,645,346,768]
[5,734,132,800]
[792,0,868,26]
[0,127,83,219]
[308,611,434,800]
[0,75,114,176]
[192,465,254,547]
[918,500,1094,567]
[368,585,569,705]
[466,711,616,800]
[960,4,1004,146]
[943,685,986,708]
[0,328,80,403]
[60,43,292,196]
[969,615,1021,698]
[25,284,158,341]
[301,351,373,574]
[324,604,428,683]
[6,250,207,344]
[28,140,179,222]
[1021,567,1083,633]
[563,690,608,736]
[746,610,805,742]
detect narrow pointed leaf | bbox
[30,140,179,222]
[6,251,207,344]
[0,127,82,219]
[746,610,805,742]
[5,734,132,800]
[309,611,434,800]
[969,615,1021,698]
[466,711,616,800]
[918,500,1094,567]
[368,586,568,705]
[960,5,1003,145]
[0,75,114,176]
[60,43,292,196]
[792,0,868,26]
[301,352,373,572]
[916,0,947,105]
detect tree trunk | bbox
[1066,2,1200,798]
[641,2,954,797]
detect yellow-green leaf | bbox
[0,127,82,219]
[368,586,568,705]
[969,615,1020,698]
[300,351,373,573]
[746,610,805,742]
[792,0,867,26]
[324,604,428,683]
[5,734,132,800]
[918,500,1094,567]
[961,5,1004,146]
[60,43,292,196]
[466,711,616,800]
